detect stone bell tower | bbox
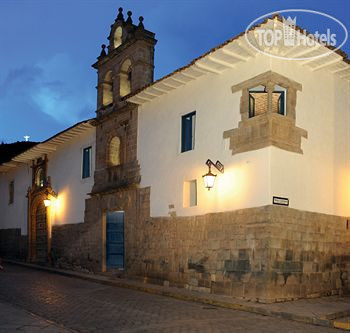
[83,8,156,272]
[92,7,157,116]
[90,7,157,195]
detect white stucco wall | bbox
[270,59,350,216]
[47,128,95,225]
[0,126,96,233]
[138,54,350,217]
[138,55,273,217]
[0,165,31,234]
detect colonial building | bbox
[1,9,350,303]
[0,121,95,263]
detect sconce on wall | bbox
[202,159,224,190]
[43,198,51,207]
[43,190,57,207]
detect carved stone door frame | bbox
[27,189,52,263]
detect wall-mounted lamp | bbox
[43,190,57,207]
[43,198,51,207]
[202,159,224,190]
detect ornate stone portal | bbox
[27,156,55,263]
[224,71,308,155]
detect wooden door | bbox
[106,211,124,269]
[35,202,48,263]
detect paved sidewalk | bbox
[6,260,350,329]
[0,300,73,332]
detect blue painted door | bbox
[106,211,125,269]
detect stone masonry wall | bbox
[51,222,98,272]
[0,228,27,260]
[49,186,350,303]
[127,201,350,303]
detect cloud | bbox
[32,54,95,123]
[0,54,95,142]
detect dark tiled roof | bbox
[0,142,38,164]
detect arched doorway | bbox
[34,202,48,263]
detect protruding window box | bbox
[224,112,307,155]
[224,71,307,155]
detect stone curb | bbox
[4,260,336,329]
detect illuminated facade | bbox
[1,11,350,302]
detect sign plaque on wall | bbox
[273,196,289,206]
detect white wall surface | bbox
[138,55,273,217]
[270,58,350,216]
[0,127,96,233]
[138,53,350,217]
[47,128,95,225]
[0,165,31,234]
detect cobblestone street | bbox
[0,264,342,332]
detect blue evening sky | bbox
[0,0,349,143]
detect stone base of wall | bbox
[51,222,99,273]
[0,228,27,260]
[48,189,350,303]
[127,204,350,303]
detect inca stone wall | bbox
[48,189,350,303]
[126,201,350,303]
[51,222,98,272]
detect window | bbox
[114,26,123,49]
[248,85,267,118]
[183,180,197,207]
[108,136,121,166]
[181,111,196,153]
[120,59,132,97]
[9,181,14,205]
[248,85,286,118]
[35,167,45,187]
[274,85,286,116]
[82,146,92,179]
[102,71,113,107]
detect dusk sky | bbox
[1,0,349,143]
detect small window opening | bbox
[273,85,286,116]
[35,168,45,187]
[114,26,123,49]
[248,85,267,118]
[102,71,113,106]
[181,111,196,153]
[248,85,286,117]
[120,59,132,97]
[183,180,197,207]
[9,180,14,205]
[82,146,92,179]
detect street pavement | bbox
[0,300,71,332]
[0,264,342,332]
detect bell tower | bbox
[92,7,157,116]
[90,8,156,196]
[85,7,156,272]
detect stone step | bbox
[334,317,350,330]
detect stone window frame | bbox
[224,71,307,155]
[232,70,302,123]
[108,136,122,167]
